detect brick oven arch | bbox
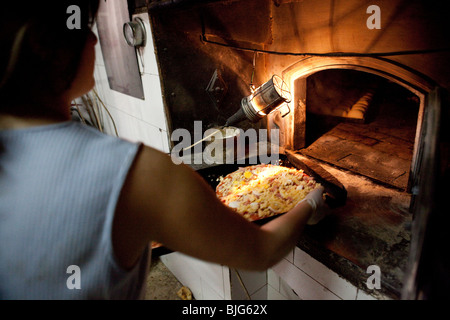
[274,56,436,191]
[281,56,435,97]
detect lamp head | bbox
[225,75,291,126]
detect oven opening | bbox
[301,69,420,193]
[285,69,418,290]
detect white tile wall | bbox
[160,252,232,300]
[251,285,268,300]
[267,285,286,300]
[269,247,393,300]
[271,257,341,300]
[159,245,390,300]
[267,269,301,300]
[284,249,294,263]
[91,13,170,153]
[230,269,267,300]
[293,247,358,300]
[356,288,378,300]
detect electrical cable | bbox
[201,34,450,57]
[88,92,103,133]
[80,95,96,127]
[250,50,257,91]
[71,105,87,125]
[0,24,29,89]
[92,88,119,137]
[72,88,119,137]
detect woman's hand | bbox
[296,187,326,225]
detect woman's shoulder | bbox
[67,121,140,152]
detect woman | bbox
[0,1,325,299]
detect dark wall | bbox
[148,0,450,138]
[149,0,273,137]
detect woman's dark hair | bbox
[0,0,100,114]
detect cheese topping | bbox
[216,164,321,221]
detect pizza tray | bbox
[152,152,347,255]
[196,152,347,224]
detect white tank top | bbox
[0,121,150,299]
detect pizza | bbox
[216,164,321,221]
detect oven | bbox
[146,0,449,299]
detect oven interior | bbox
[301,69,419,193]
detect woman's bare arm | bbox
[112,145,315,271]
